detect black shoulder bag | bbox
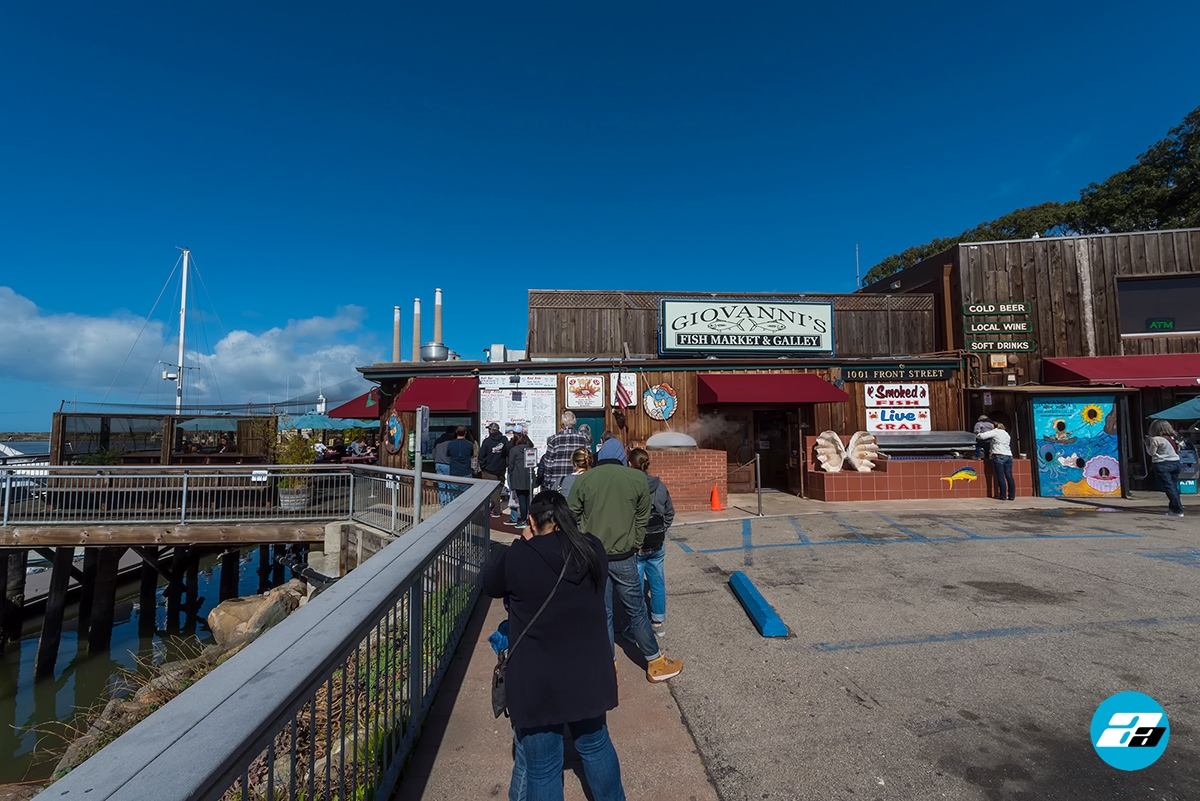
[492,557,569,718]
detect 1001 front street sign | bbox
[660,299,834,355]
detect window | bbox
[1117,274,1200,336]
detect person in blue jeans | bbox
[628,448,674,634]
[977,423,1015,500]
[1146,419,1184,517]
[483,491,626,801]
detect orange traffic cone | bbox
[710,485,725,511]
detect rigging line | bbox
[101,252,184,406]
[133,262,183,406]
[189,255,229,405]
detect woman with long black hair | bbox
[483,491,625,801]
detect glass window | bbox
[1117,275,1200,335]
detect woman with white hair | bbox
[1146,419,1184,517]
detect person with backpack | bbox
[480,422,511,517]
[1146,419,1184,517]
[628,448,674,636]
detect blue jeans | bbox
[1156,461,1183,514]
[992,455,1014,500]
[511,489,529,524]
[606,557,661,661]
[435,463,452,505]
[635,546,666,624]
[975,440,990,460]
[512,716,625,801]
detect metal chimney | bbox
[411,298,421,362]
[433,287,443,344]
[392,305,401,362]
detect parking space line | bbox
[930,517,983,539]
[834,514,873,544]
[742,519,753,566]
[809,614,1200,652]
[876,513,931,543]
[789,517,813,546]
[693,530,1142,555]
[667,531,695,553]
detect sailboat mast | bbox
[176,248,189,414]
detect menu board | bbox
[479,375,559,448]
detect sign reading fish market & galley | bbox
[659,299,834,355]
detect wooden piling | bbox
[76,548,100,639]
[271,543,286,586]
[257,544,271,593]
[166,546,187,633]
[138,547,159,637]
[88,547,124,654]
[220,550,240,601]
[35,547,76,679]
[3,550,28,645]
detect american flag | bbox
[614,374,634,409]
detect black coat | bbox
[479,432,509,474]
[483,530,617,730]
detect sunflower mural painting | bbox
[1031,396,1121,497]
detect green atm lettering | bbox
[1147,318,1175,331]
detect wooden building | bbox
[361,290,967,504]
[861,229,1200,495]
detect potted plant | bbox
[272,426,317,510]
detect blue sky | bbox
[1,2,1196,430]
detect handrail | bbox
[35,477,497,801]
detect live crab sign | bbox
[659,299,834,355]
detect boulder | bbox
[207,585,301,649]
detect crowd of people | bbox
[478,410,681,800]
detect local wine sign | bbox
[660,299,834,354]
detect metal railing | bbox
[0,464,468,528]
[35,473,496,801]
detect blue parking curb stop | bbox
[729,571,788,637]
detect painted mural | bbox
[1031,396,1121,497]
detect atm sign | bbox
[1147,317,1175,331]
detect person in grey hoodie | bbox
[628,448,674,634]
[595,432,627,466]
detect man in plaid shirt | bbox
[541,411,590,491]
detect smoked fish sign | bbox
[659,299,834,355]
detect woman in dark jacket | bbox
[505,431,535,529]
[483,491,625,801]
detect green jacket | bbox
[567,461,651,557]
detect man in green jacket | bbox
[568,449,684,683]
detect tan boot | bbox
[646,654,683,683]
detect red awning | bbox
[697,373,849,404]
[1044,355,1200,388]
[328,388,381,419]
[396,377,480,412]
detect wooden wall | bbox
[527,291,937,359]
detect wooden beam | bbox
[220,550,241,601]
[2,523,327,547]
[2,550,27,646]
[36,547,75,679]
[76,548,100,639]
[88,547,125,653]
[138,547,159,637]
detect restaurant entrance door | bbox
[754,410,790,491]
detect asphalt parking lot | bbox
[660,504,1200,800]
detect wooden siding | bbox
[527,291,936,359]
[952,230,1200,384]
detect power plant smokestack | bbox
[392,305,401,362]
[433,287,443,344]
[412,298,421,363]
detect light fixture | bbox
[890,281,901,290]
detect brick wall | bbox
[806,458,1034,501]
[646,448,728,512]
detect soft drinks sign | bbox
[866,407,931,433]
[864,383,929,408]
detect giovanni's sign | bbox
[659,299,834,355]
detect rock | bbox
[0,784,43,801]
[207,586,300,649]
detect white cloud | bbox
[0,287,381,408]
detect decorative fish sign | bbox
[941,466,978,488]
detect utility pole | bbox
[176,248,190,414]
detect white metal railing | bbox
[0,464,468,529]
[32,474,496,801]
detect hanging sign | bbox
[565,375,605,409]
[643,383,678,421]
[866,407,931,433]
[864,383,929,408]
[659,299,834,354]
[962,302,1032,315]
[967,340,1037,353]
[384,413,404,454]
[525,447,537,469]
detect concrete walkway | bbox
[394,531,719,801]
